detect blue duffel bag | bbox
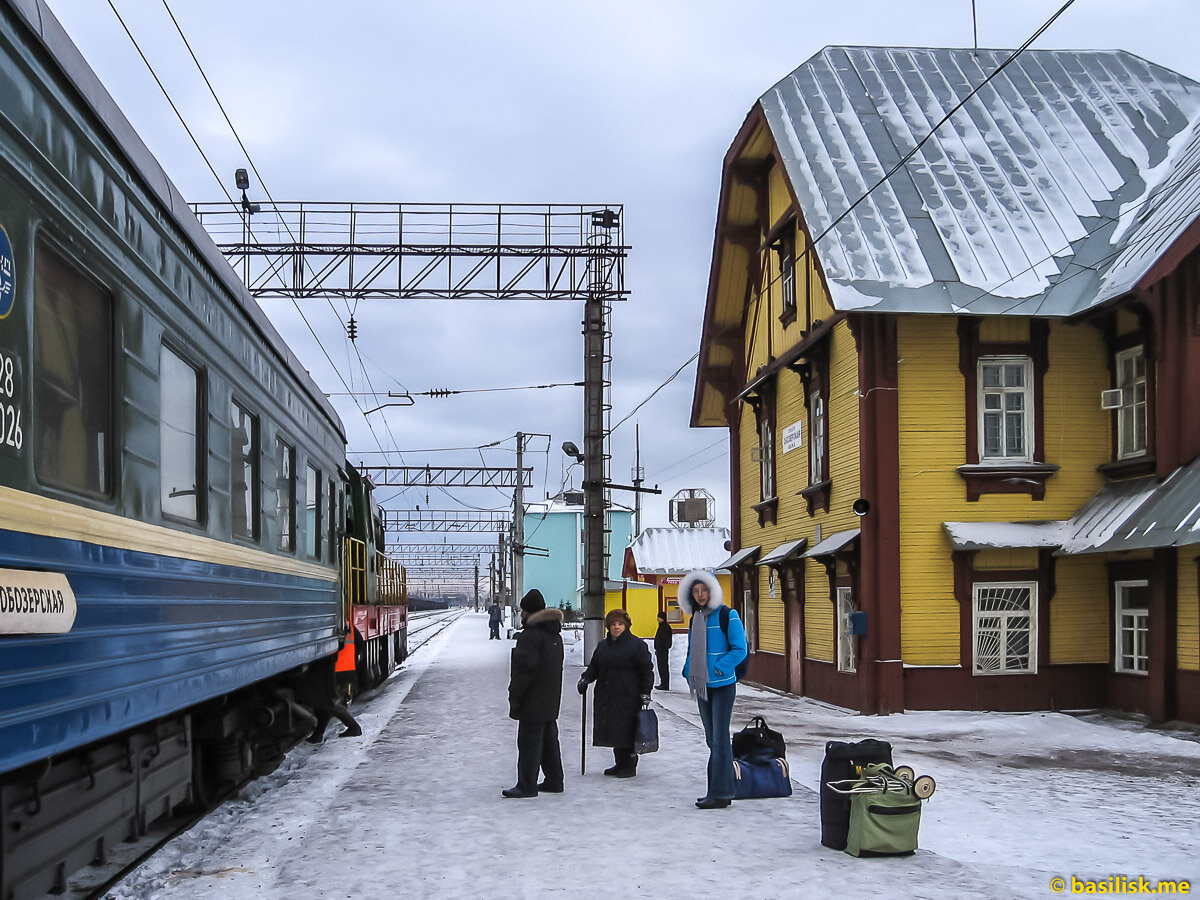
[733,756,792,799]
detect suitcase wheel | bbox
[893,766,915,783]
[913,775,936,799]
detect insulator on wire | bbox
[347,315,358,341]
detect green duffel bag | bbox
[844,783,921,857]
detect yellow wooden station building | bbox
[692,47,1200,723]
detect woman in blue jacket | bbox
[679,569,748,809]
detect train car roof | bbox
[6,0,346,442]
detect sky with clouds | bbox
[38,0,1200,594]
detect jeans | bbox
[515,719,563,791]
[696,682,736,800]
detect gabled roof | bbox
[625,527,732,575]
[759,46,1200,317]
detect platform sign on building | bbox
[0,568,77,633]
[781,421,803,454]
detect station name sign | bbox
[0,568,77,633]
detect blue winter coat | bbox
[678,570,747,688]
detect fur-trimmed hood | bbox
[522,606,564,630]
[677,569,723,617]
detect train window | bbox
[305,465,321,559]
[231,400,259,540]
[160,345,203,523]
[33,243,113,496]
[275,438,295,552]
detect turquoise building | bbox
[522,491,633,611]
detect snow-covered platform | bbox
[110,613,1200,898]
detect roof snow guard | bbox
[760,47,1200,318]
[945,455,1200,555]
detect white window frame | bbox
[972,581,1037,675]
[809,391,826,485]
[780,241,796,313]
[1114,579,1149,674]
[758,412,774,501]
[1115,346,1147,460]
[836,586,856,673]
[978,356,1033,462]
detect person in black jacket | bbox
[653,610,673,691]
[504,589,565,798]
[577,608,654,778]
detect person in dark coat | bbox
[504,589,565,798]
[487,601,503,639]
[653,611,673,691]
[293,655,361,743]
[576,608,654,778]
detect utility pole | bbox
[512,431,525,612]
[632,423,644,540]
[581,211,617,663]
[498,531,509,636]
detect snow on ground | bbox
[108,613,1200,899]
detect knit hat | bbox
[520,589,546,613]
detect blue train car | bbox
[0,1,351,895]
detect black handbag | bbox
[634,708,659,754]
[732,715,786,760]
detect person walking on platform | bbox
[488,600,503,640]
[504,589,565,798]
[679,569,747,809]
[294,655,362,743]
[653,610,673,690]
[576,608,654,778]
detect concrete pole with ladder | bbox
[512,432,525,623]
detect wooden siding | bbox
[897,316,1111,665]
[756,566,786,653]
[1181,553,1200,671]
[1048,555,1110,664]
[804,563,834,660]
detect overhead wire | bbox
[809,0,1080,250]
[155,0,403,463]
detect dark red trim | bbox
[847,313,903,714]
[691,105,770,428]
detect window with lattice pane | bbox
[1114,580,1149,674]
[972,582,1036,674]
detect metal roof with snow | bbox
[759,47,1200,317]
[758,538,809,566]
[945,454,1200,555]
[626,527,732,575]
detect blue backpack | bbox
[718,605,750,681]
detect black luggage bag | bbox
[819,739,893,850]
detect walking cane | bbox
[580,684,587,775]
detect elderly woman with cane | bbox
[577,609,654,778]
[679,569,747,809]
